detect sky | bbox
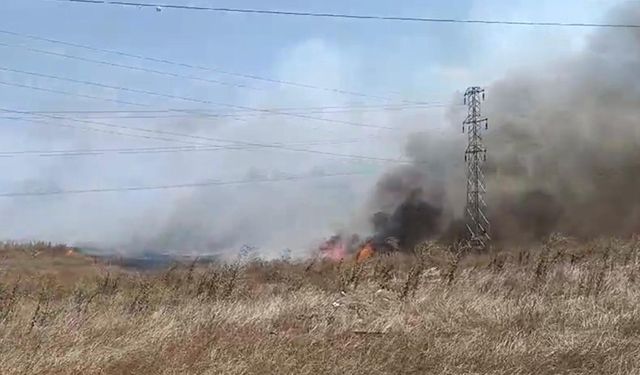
[0,0,631,255]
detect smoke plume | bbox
[357,3,640,248]
[481,3,640,241]
[3,4,640,256]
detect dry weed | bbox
[0,240,639,374]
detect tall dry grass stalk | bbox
[1,238,639,374]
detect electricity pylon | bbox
[462,87,490,248]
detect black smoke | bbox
[369,188,442,251]
[363,167,446,252]
[480,3,640,241]
[363,2,640,246]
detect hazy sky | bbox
[0,0,630,253]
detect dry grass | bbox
[1,237,640,374]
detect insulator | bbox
[482,92,485,100]
[485,121,489,130]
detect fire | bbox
[319,234,376,263]
[65,249,75,257]
[356,242,375,262]
[319,235,347,261]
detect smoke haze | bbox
[356,2,640,247]
[1,2,639,255]
[482,3,640,241]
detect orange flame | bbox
[320,236,346,261]
[356,243,375,262]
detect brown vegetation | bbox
[1,237,640,374]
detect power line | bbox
[0,82,336,150]
[3,116,405,164]
[0,104,450,120]
[48,0,640,28]
[0,79,250,124]
[0,80,145,108]
[0,137,381,158]
[1,109,417,165]
[0,29,418,102]
[0,79,415,160]
[0,170,374,197]
[0,53,425,164]
[0,102,450,114]
[2,114,217,146]
[0,73,420,164]
[0,41,263,92]
[0,66,395,130]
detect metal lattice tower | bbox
[462,87,490,248]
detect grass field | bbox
[1,237,640,374]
